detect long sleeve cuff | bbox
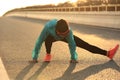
[32,50,39,59]
[70,52,78,60]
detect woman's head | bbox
[56,19,70,37]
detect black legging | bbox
[45,35,107,56]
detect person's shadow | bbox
[15,62,49,80]
[27,62,49,80]
[55,60,120,80]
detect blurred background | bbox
[1,0,120,16]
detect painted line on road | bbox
[0,57,9,80]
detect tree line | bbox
[77,0,120,6]
[25,0,120,9]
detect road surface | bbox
[0,16,120,80]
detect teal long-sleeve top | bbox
[32,19,78,60]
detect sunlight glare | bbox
[69,0,77,3]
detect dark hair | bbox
[56,19,69,33]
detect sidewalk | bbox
[0,57,9,80]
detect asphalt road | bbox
[0,16,120,80]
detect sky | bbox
[0,0,77,16]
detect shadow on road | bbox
[70,23,120,40]
[55,60,120,80]
[28,62,49,80]
[15,62,49,80]
[55,63,77,80]
[15,62,35,80]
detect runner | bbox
[30,19,119,63]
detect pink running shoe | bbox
[107,44,119,59]
[44,54,51,62]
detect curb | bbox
[0,57,9,80]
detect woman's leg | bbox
[61,35,119,59]
[44,35,57,61]
[73,35,107,56]
[45,35,56,54]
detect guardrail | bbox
[19,4,120,12]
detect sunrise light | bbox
[69,0,77,3]
[0,0,78,16]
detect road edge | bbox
[0,57,10,80]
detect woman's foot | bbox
[44,54,51,62]
[107,44,119,59]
